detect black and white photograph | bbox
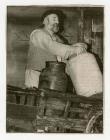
[6,5,103,133]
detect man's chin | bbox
[54,30,58,33]
[53,29,59,33]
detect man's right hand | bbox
[71,43,87,55]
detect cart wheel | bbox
[85,110,103,133]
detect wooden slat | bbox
[19,95,26,105]
[63,100,71,118]
[26,95,35,106]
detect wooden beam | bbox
[7,88,102,105]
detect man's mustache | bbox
[53,23,59,27]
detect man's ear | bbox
[43,16,49,25]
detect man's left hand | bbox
[72,42,88,50]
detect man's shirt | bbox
[26,28,70,71]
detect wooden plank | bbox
[69,108,89,113]
[36,116,88,132]
[7,103,37,121]
[38,89,103,104]
[7,89,39,96]
[7,88,102,105]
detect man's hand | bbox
[72,42,87,49]
[74,46,86,55]
[71,42,87,55]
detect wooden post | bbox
[63,100,71,118]
[78,8,84,42]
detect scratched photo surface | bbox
[7,6,103,133]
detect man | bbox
[25,10,87,88]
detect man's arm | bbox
[30,30,86,60]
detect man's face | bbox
[47,14,59,33]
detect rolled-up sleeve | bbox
[30,30,75,60]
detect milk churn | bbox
[67,52,103,97]
[38,61,68,92]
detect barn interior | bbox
[7,6,103,133]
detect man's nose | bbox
[55,20,59,24]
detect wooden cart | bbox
[7,85,103,133]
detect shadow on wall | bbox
[86,43,103,73]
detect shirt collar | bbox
[43,27,54,37]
